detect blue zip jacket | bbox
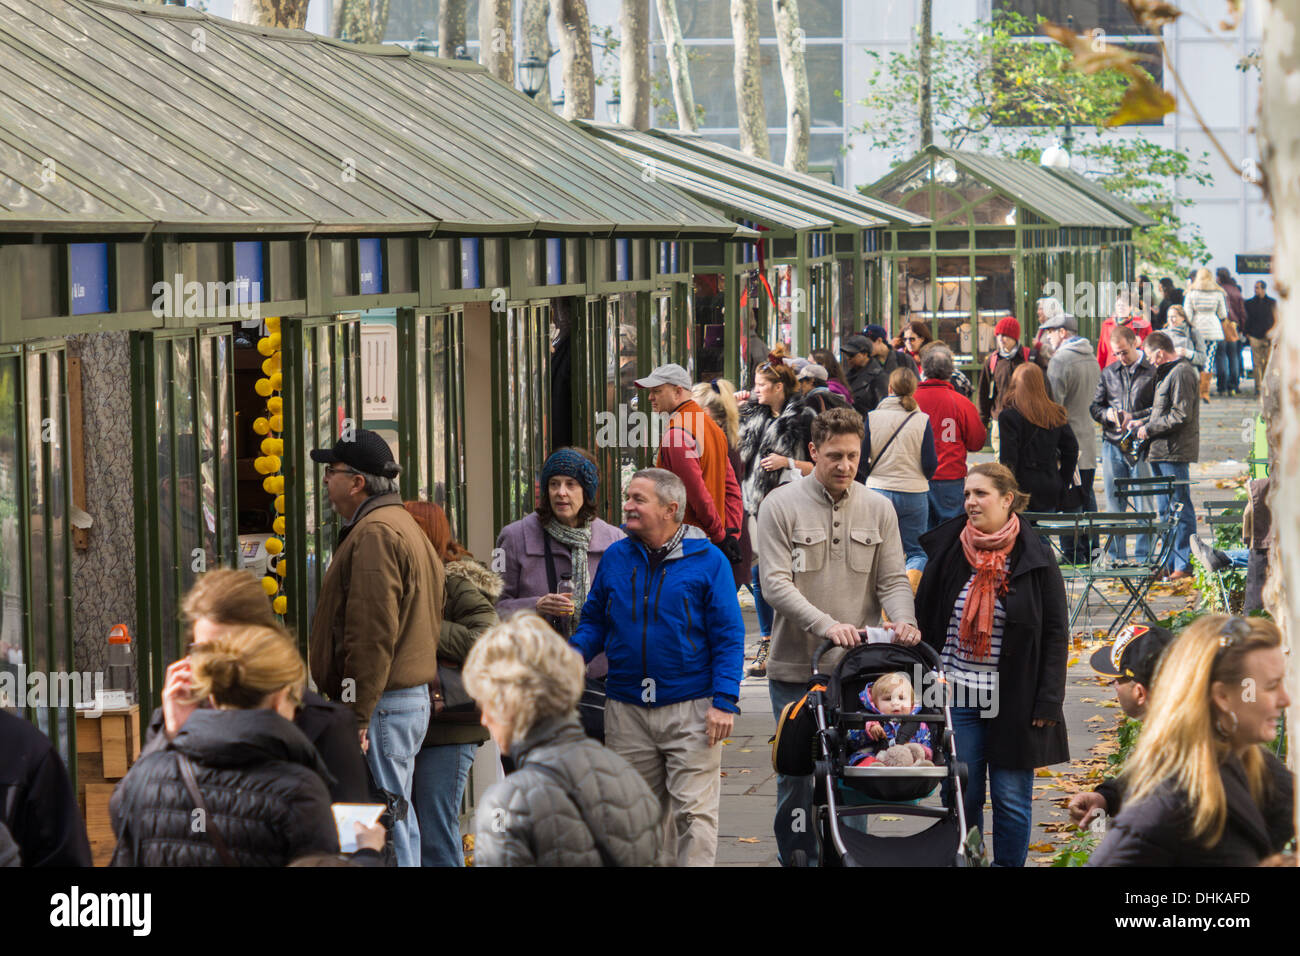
[571,526,745,714]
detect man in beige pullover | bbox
[757,406,919,866]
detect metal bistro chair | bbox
[1022,508,1180,637]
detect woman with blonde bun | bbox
[110,626,342,866]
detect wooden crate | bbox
[75,704,141,867]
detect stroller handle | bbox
[810,635,940,673]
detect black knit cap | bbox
[310,428,401,479]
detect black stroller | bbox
[779,639,975,866]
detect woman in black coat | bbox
[997,362,1079,512]
[914,462,1069,867]
[1090,615,1293,866]
[111,626,340,866]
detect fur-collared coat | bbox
[737,397,814,517]
[425,557,504,747]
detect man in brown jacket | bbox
[309,428,443,867]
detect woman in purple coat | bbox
[494,448,625,637]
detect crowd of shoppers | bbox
[14,284,1280,873]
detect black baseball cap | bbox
[841,334,871,356]
[1089,623,1175,687]
[310,428,401,478]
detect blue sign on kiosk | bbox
[359,238,384,294]
[69,242,109,315]
[615,238,630,281]
[233,241,264,305]
[460,238,482,289]
[545,237,564,285]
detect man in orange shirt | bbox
[637,364,743,563]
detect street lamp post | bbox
[606,93,622,125]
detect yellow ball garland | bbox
[261,575,277,595]
[272,596,287,615]
[265,537,283,556]
[255,318,290,619]
[253,417,270,436]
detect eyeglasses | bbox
[324,464,359,479]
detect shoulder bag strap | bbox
[175,751,238,867]
[526,762,620,867]
[870,411,919,470]
[542,530,558,594]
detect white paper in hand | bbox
[331,802,385,853]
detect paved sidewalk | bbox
[715,390,1259,866]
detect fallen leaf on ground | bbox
[737,837,760,844]
[1067,657,1080,666]
[1079,697,1097,703]
[1086,715,1105,723]
[739,748,753,753]
[1035,768,1058,777]
[739,769,752,774]
[1028,842,1055,853]
[877,816,903,822]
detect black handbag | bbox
[430,660,481,725]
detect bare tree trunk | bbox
[620,0,651,129]
[731,0,770,158]
[440,0,468,59]
[522,0,553,108]
[772,0,809,171]
[332,0,391,42]
[551,0,595,120]
[479,0,515,84]
[231,0,311,29]
[1258,0,1299,799]
[919,0,933,148]
[655,0,698,132]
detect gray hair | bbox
[1037,297,1064,321]
[632,467,686,519]
[919,343,954,381]
[358,470,400,497]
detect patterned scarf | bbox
[545,519,594,619]
[957,513,1021,660]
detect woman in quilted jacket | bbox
[466,614,661,866]
[110,626,340,866]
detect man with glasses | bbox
[1068,624,1174,827]
[309,429,444,867]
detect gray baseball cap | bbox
[797,363,828,382]
[1039,313,1078,332]
[634,363,692,389]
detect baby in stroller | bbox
[846,672,933,767]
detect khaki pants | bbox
[1249,336,1272,389]
[606,697,723,867]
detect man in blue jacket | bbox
[572,467,744,867]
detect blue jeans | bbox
[366,686,431,868]
[770,679,820,866]
[413,742,477,867]
[947,706,1033,867]
[1101,442,1151,561]
[1215,339,1242,393]
[751,564,774,638]
[927,478,966,531]
[876,488,929,570]
[1150,460,1196,572]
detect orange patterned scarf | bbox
[957,513,1020,660]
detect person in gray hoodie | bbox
[1042,313,1101,561]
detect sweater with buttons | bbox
[756,475,916,683]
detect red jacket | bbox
[914,379,987,481]
[657,399,742,543]
[1097,316,1151,369]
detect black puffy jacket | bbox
[110,709,339,866]
[0,711,91,867]
[139,689,369,803]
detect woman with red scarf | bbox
[914,462,1069,866]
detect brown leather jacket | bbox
[309,493,444,729]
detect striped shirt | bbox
[940,565,1008,693]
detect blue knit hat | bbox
[541,449,598,504]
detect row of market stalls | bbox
[0,0,1154,783]
[0,0,749,768]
